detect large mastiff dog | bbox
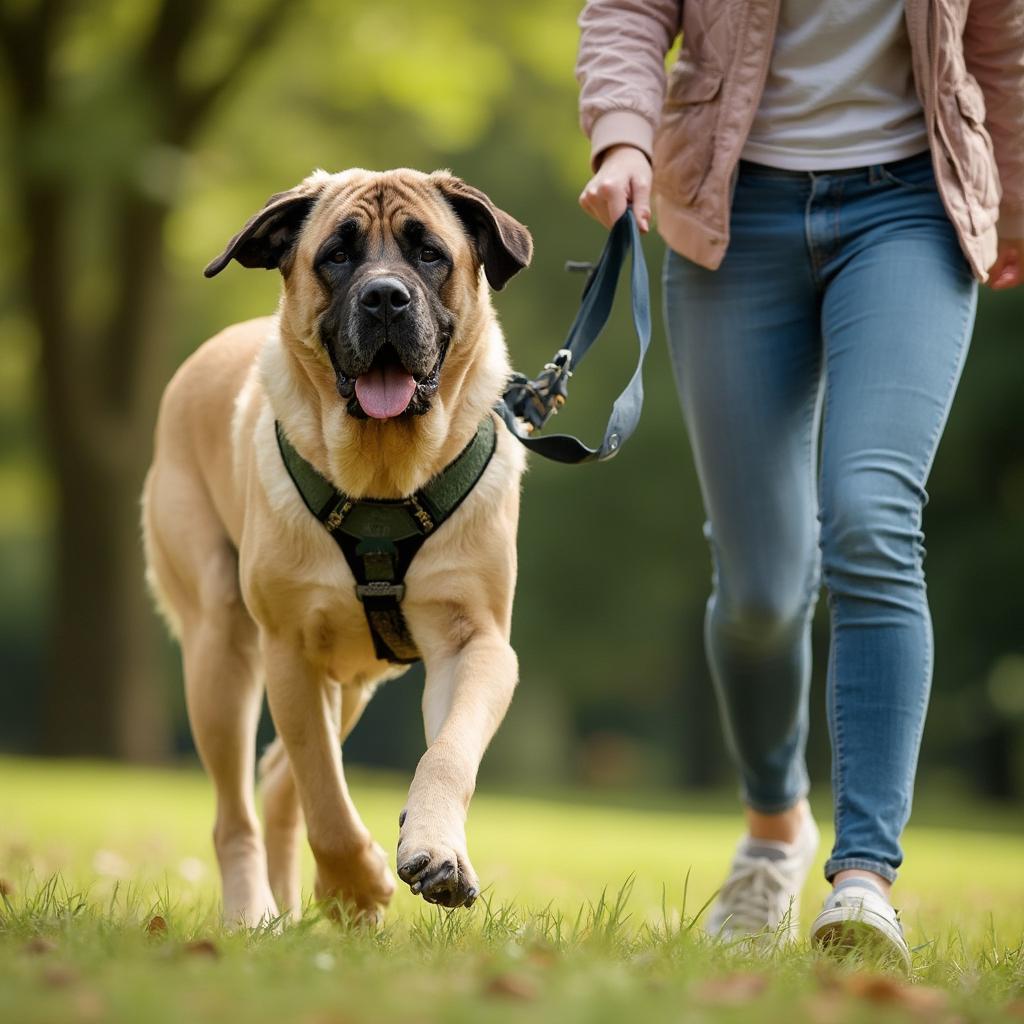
[142,168,532,924]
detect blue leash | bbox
[495,208,652,463]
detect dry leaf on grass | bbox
[694,973,770,1006]
[485,972,539,1001]
[146,915,168,937]
[23,936,57,956]
[841,973,948,1014]
[41,964,79,988]
[182,938,220,959]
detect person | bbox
[575,0,1023,967]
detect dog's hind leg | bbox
[259,738,303,919]
[178,546,279,927]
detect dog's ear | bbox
[433,175,533,290]
[204,182,323,278]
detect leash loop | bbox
[496,208,651,464]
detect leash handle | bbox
[496,208,651,463]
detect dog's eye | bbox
[328,249,348,264]
[419,247,441,264]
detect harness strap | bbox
[275,414,497,664]
[496,208,651,463]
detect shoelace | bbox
[717,855,797,929]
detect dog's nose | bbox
[359,277,411,322]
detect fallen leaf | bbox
[842,973,948,1014]
[0,878,13,897]
[23,936,57,956]
[694,973,770,1006]
[485,972,539,1001]
[182,938,220,959]
[41,964,79,988]
[146,915,168,937]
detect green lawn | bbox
[1,756,1022,1023]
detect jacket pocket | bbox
[653,61,725,206]
[940,76,1001,235]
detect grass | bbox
[1,756,1022,1023]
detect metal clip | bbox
[502,349,574,433]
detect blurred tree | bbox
[0,0,1019,803]
[0,0,296,758]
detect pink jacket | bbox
[576,0,1024,280]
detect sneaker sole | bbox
[811,907,912,973]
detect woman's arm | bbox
[576,0,682,168]
[964,0,1024,287]
[575,0,681,231]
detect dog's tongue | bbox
[354,364,418,419]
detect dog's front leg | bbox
[263,636,395,919]
[397,629,517,908]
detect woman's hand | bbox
[579,144,652,232]
[988,238,1022,290]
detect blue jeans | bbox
[663,152,977,882]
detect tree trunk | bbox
[5,0,298,761]
[39,437,170,761]
[35,190,175,762]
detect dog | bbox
[142,168,532,924]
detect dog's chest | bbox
[295,592,403,684]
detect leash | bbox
[496,207,651,463]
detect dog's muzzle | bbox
[335,336,450,420]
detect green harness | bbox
[275,415,497,664]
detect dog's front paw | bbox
[397,812,480,908]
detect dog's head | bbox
[205,168,532,423]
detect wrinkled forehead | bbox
[301,171,465,252]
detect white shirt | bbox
[741,0,930,170]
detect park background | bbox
[3,6,1024,1021]
[2,0,1023,813]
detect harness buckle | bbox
[407,494,435,533]
[355,581,406,602]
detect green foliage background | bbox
[1,0,1022,801]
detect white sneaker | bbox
[706,811,819,942]
[810,878,912,973]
